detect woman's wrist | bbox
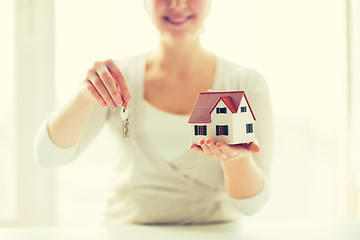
[220,155,265,199]
[220,153,252,170]
[76,86,96,106]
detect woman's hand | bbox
[191,139,263,199]
[80,59,131,109]
[190,139,260,162]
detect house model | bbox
[188,90,256,145]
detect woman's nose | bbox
[169,0,187,9]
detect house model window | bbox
[216,125,229,136]
[216,107,227,114]
[194,125,207,136]
[188,91,256,145]
[246,123,254,133]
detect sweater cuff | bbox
[34,117,78,167]
[229,175,271,215]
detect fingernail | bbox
[111,104,116,109]
[116,99,122,106]
[125,96,131,102]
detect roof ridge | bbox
[219,96,237,114]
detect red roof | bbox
[188,91,256,123]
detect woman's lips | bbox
[163,15,194,25]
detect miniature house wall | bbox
[188,91,256,145]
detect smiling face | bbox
[145,0,211,43]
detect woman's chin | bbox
[160,29,201,44]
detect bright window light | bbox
[0,0,16,221]
[203,0,348,218]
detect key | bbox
[120,106,130,138]
[123,119,130,138]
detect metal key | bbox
[120,106,130,138]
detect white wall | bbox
[0,0,16,223]
[348,0,360,216]
[0,0,57,226]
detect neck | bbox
[149,36,212,76]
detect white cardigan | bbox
[34,53,273,225]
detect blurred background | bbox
[1,0,359,226]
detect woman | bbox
[35,0,273,225]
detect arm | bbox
[47,90,95,148]
[34,59,131,166]
[48,59,131,148]
[190,68,273,214]
[190,140,264,199]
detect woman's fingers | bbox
[196,139,231,159]
[190,144,203,153]
[87,69,116,109]
[216,142,241,158]
[95,64,122,108]
[198,139,214,156]
[204,139,223,156]
[247,141,260,153]
[190,139,261,161]
[83,80,107,107]
[83,59,131,109]
[105,59,131,105]
[93,62,118,108]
